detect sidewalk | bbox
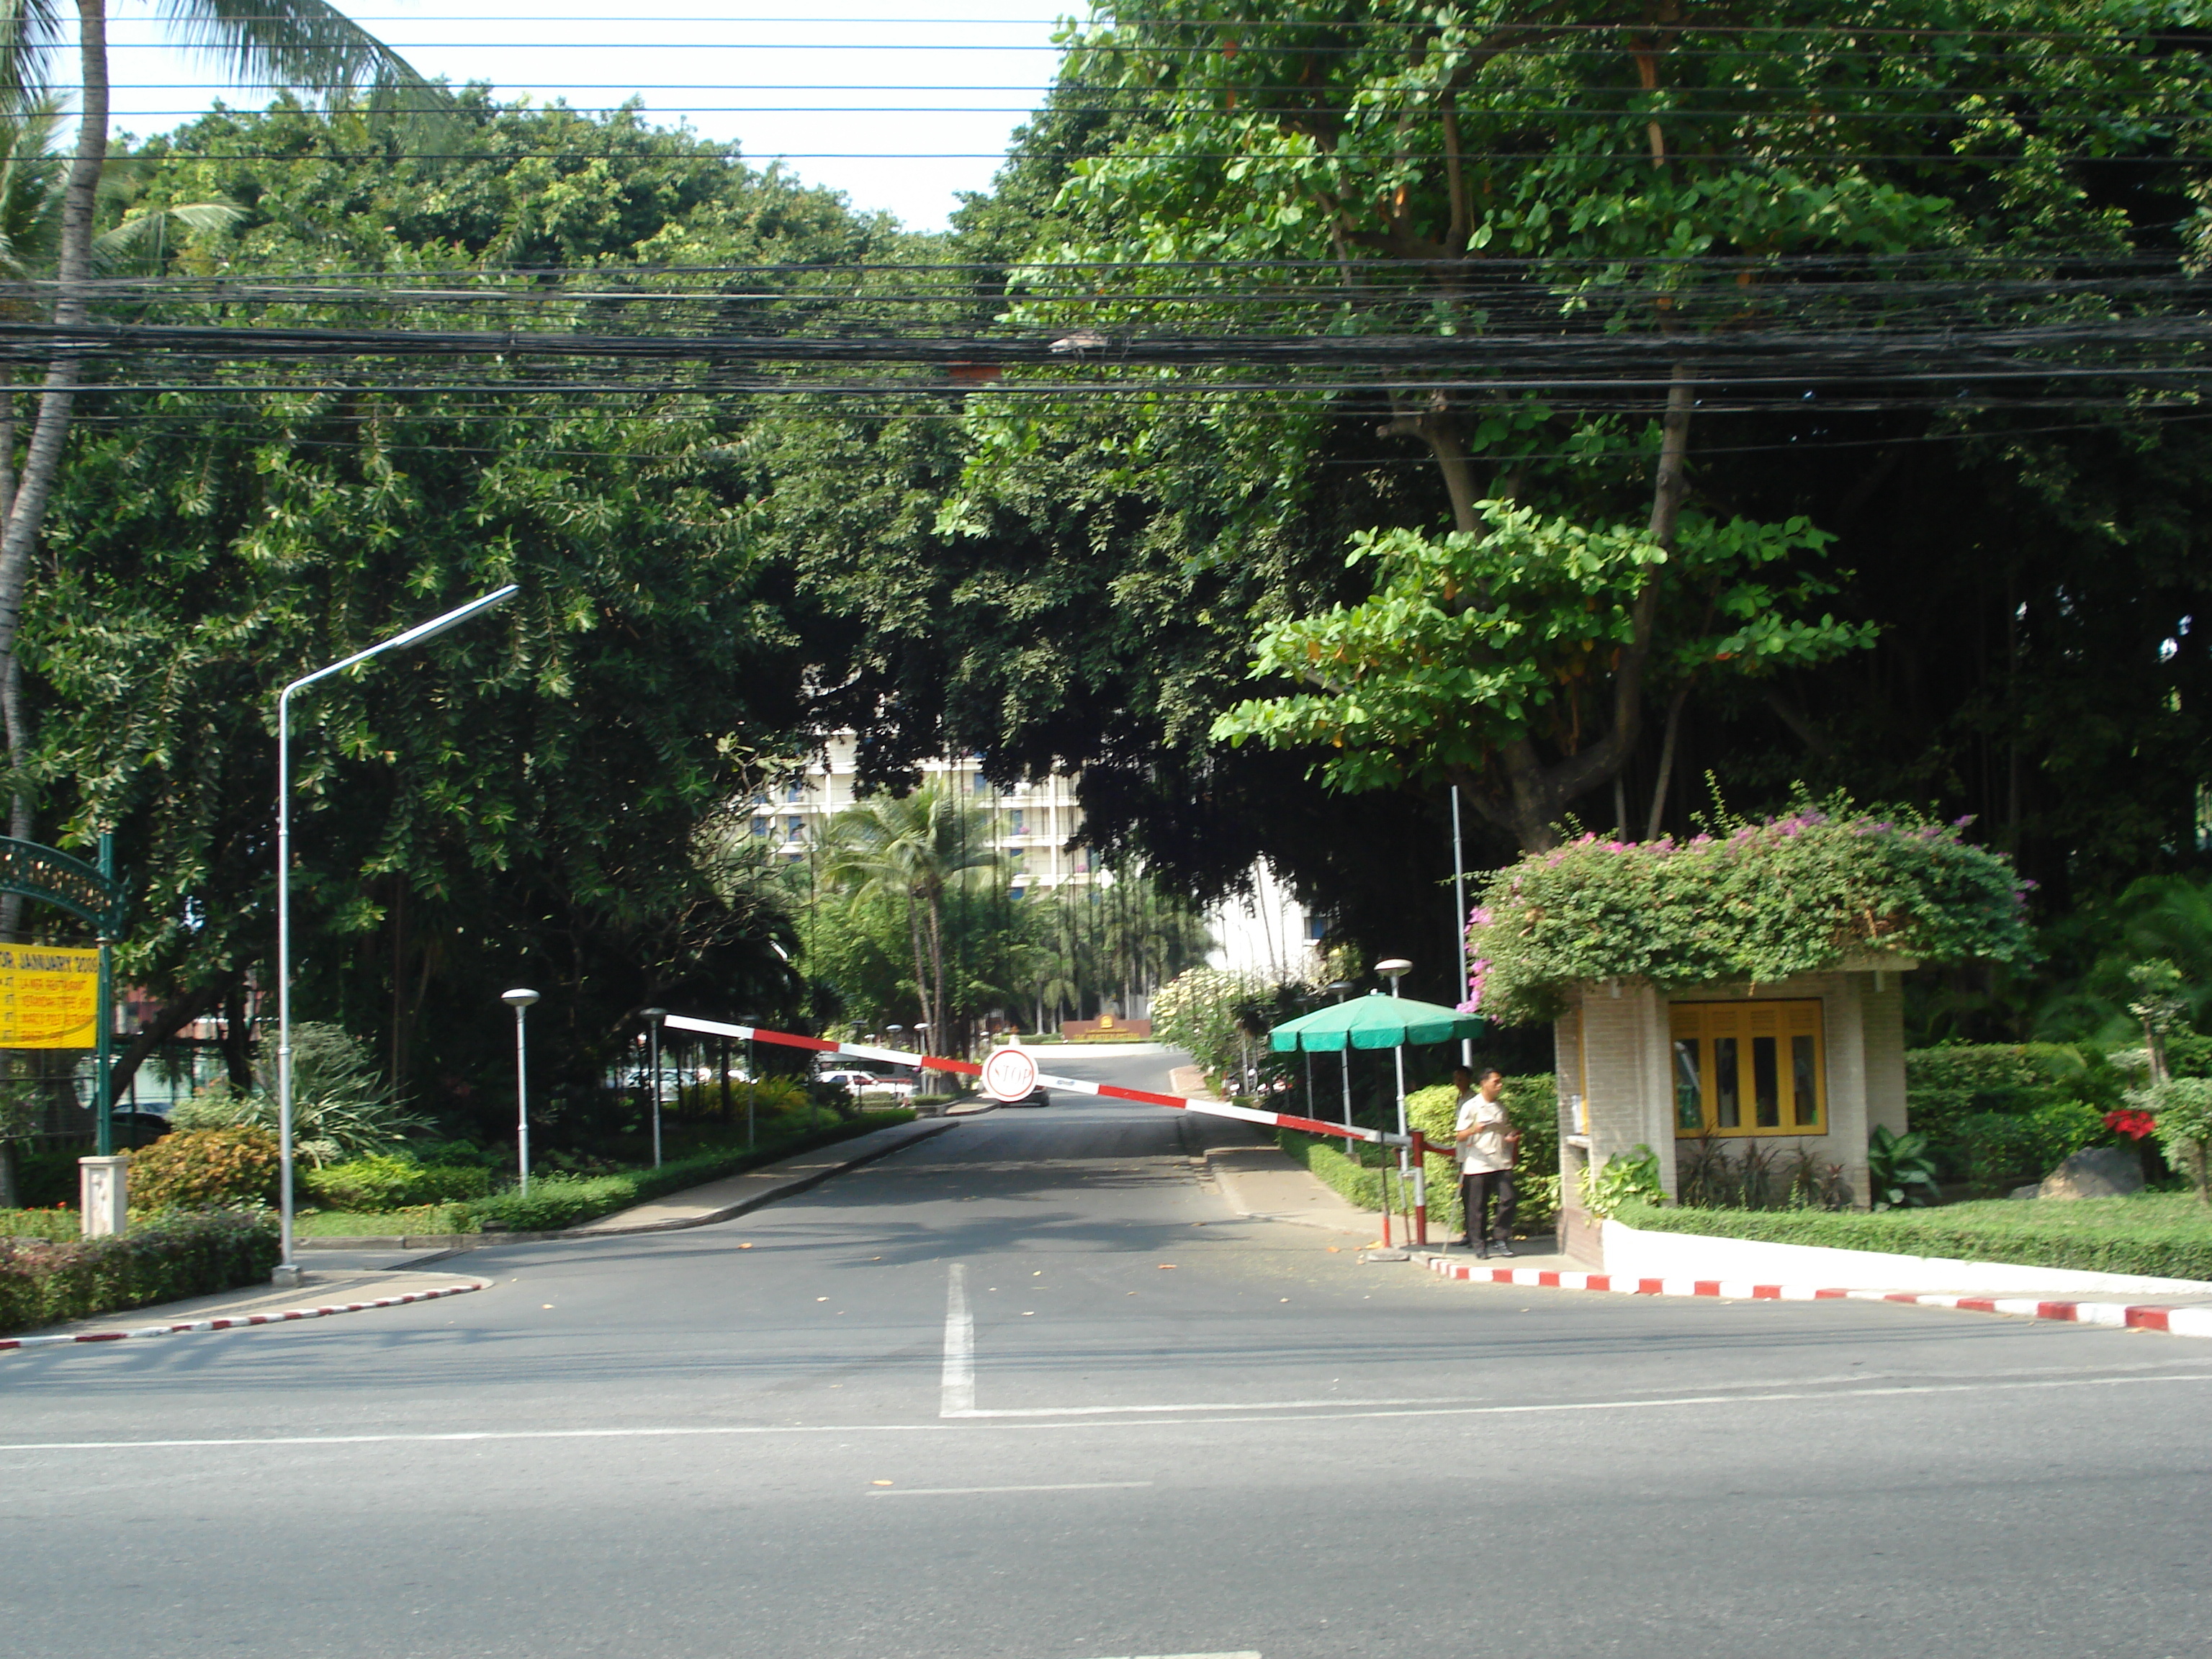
[12,1267,489,1344]
[562,1117,958,1235]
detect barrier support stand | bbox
[1411,1130,1430,1247]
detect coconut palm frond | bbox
[0,0,63,104]
[91,198,246,271]
[155,0,455,145]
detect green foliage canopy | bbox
[1468,801,2034,1022]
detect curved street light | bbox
[273,584,518,1283]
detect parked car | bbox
[1002,1085,1052,1108]
[819,1069,917,1102]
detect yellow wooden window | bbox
[1668,1000,1825,1136]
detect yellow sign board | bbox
[0,945,99,1048]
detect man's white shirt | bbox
[1455,1094,1513,1174]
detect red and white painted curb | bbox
[665,1014,1396,1148]
[0,1281,485,1353]
[1427,1257,2212,1339]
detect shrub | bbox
[2139,1077,2212,1201]
[1905,1044,2111,1182]
[1612,1194,2212,1282]
[1151,966,1273,1082]
[166,1024,427,1166]
[1465,799,2033,1024]
[0,1208,279,1334]
[674,1077,811,1122]
[1954,1101,2110,1195]
[302,1154,495,1211]
[125,1127,282,1211]
[1581,1144,1664,1218]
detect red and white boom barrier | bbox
[661,1015,1403,1151]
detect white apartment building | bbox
[752,734,1318,979]
[750,735,1094,892]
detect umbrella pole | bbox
[1394,1040,1421,1246]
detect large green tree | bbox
[24,97,905,1120]
[0,0,441,856]
[759,0,2212,999]
[954,0,2209,852]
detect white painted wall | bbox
[1205,861,1321,984]
[1602,1217,2212,1295]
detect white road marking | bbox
[4,1371,2208,1455]
[941,1260,975,1418]
[867,1480,1153,1496]
[948,1397,1454,1419]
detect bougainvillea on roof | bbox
[1465,797,2036,1024]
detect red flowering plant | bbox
[1463,794,2036,1023]
[2105,1109,2158,1142]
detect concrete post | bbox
[78,1154,126,1237]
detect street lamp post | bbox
[642,1008,668,1167]
[274,584,518,1285]
[1375,958,1416,1246]
[503,989,539,1193]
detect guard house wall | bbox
[1551,967,1910,1261]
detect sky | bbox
[96,0,1079,232]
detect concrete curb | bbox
[294,1118,960,1250]
[0,1280,487,1353]
[1425,1256,2212,1339]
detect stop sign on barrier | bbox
[979,1045,1040,1102]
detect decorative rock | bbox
[2009,1183,2041,1201]
[2037,1146,2145,1200]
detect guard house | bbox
[1550,952,1915,1262]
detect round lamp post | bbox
[502,989,540,1192]
[642,1008,668,1167]
[1373,958,1416,1246]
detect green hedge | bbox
[435,1110,911,1234]
[1613,1193,2212,1282]
[302,1155,496,1210]
[1905,1044,2119,1184]
[0,1209,279,1334]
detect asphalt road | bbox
[4,1048,2210,1659]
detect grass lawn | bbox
[1617,1190,2212,1281]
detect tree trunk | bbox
[0,0,109,815]
[905,894,929,1054]
[105,979,227,1101]
[219,984,255,1089]
[925,890,948,1058]
[1644,683,1691,842]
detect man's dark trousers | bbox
[1461,1169,1516,1244]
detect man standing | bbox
[1454,1066,1519,1258]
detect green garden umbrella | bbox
[1268,991,1484,1052]
[1269,990,1484,1251]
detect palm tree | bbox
[0,0,440,850]
[821,785,1001,1058]
[0,92,240,912]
